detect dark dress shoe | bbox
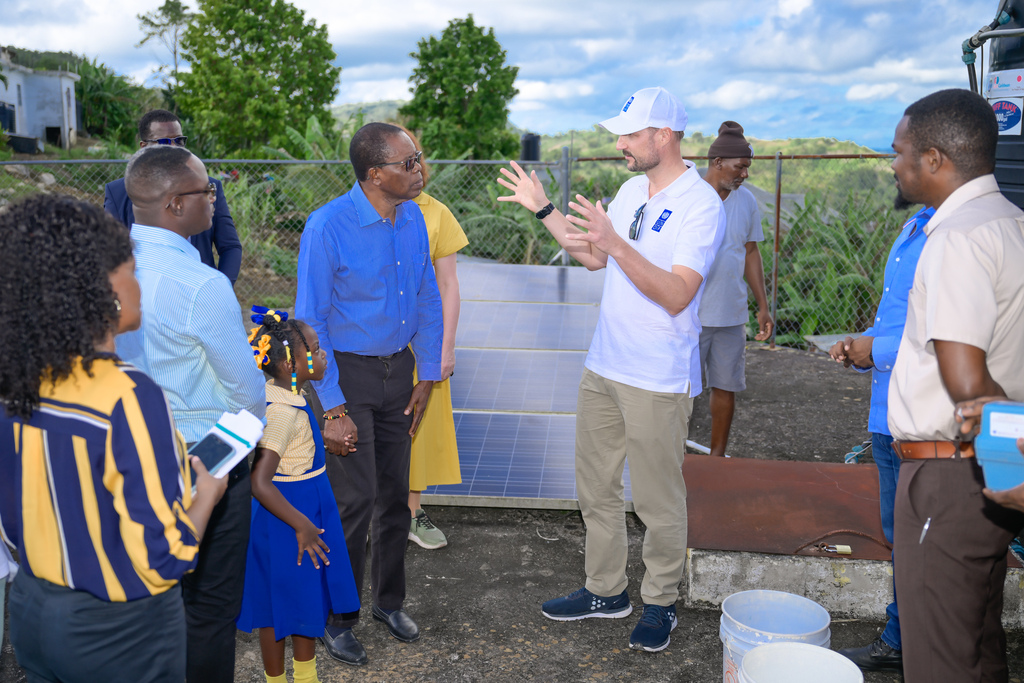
[318,627,368,666]
[837,637,903,672]
[371,605,420,642]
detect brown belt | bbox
[893,440,975,459]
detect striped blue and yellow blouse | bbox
[0,356,200,602]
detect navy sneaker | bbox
[628,603,678,652]
[541,587,632,621]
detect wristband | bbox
[535,202,555,220]
[324,409,348,421]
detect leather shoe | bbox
[371,605,420,642]
[837,637,903,672]
[318,626,368,666]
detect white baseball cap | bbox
[599,87,688,135]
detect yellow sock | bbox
[293,655,319,683]
[265,673,286,683]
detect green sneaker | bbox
[409,509,448,549]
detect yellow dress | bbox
[410,191,469,490]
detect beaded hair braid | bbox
[246,307,312,395]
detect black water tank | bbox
[987,0,1024,209]
[520,133,540,161]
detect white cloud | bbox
[336,78,411,103]
[845,83,900,101]
[778,0,813,19]
[341,62,413,82]
[515,79,595,101]
[689,80,800,110]
[571,38,632,60]
[864,12,889,29]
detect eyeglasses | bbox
[142,136,188,147]
[173,182,217,201]
[629,203,647,240]
[374,150,423,173]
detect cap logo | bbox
[622,96,635,113]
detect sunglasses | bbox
[629,203,647,240]
[143,136,188,147]
[374,150,423,173]
[173,182,217,201]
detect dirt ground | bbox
[4,345,1024,682]
[687,343,874,463]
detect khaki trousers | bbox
[575,368,693,606]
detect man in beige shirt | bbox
[888,88,1024,681]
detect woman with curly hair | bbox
[0,195,227,683]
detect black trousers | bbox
[181,462,251,683]
[324,348,414,628]
[9,572,186,683]
[895,457,1024,682]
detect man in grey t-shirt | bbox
[697,122,773,457]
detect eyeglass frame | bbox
[629,202,647,240]
[142,136,189,147]
[373,150,423,173]
[167,182,217,207]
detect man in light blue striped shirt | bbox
[115,145,265,683]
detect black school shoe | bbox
[319,626,368,666]
[372,605,421,642]
[837,637,903,672]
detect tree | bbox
[178,0,340,153]
[136,0,194,106]
[400,15,519,160]
[76,58,157,146]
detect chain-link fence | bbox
[0,153,905,347]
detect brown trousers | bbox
[894,457,1024,682]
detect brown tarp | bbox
[683,454,1019,566]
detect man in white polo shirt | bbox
[497,87,725,652]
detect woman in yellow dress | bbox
[398,126,469,549]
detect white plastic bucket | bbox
[738,642,863,683]
[719,589,831,683]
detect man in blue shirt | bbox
[296,122,442,666]
[115,145,266,683]
[104,109,242,284]
[829,203,934,674]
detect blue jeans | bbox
[873,432,902,650]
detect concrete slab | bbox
[687,548,1024,627]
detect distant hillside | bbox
[541,127,876,161]
[331,100,405,128]
[329,100,876,159]
[2,45,84,72]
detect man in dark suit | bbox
[104,109,242,284]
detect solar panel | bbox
[457,302,598,351]
[421,260,635,506]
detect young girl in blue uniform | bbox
[237,308,360,683]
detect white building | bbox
[0,47,80,150]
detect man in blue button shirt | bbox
[296,122,442,666]
[829,201,934,674]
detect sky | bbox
[0,0,997,149]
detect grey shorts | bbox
[698,324,747,392]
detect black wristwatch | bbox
[535,202,556,220]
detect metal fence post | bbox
[769,151,783,349]
[560,146,571,265]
